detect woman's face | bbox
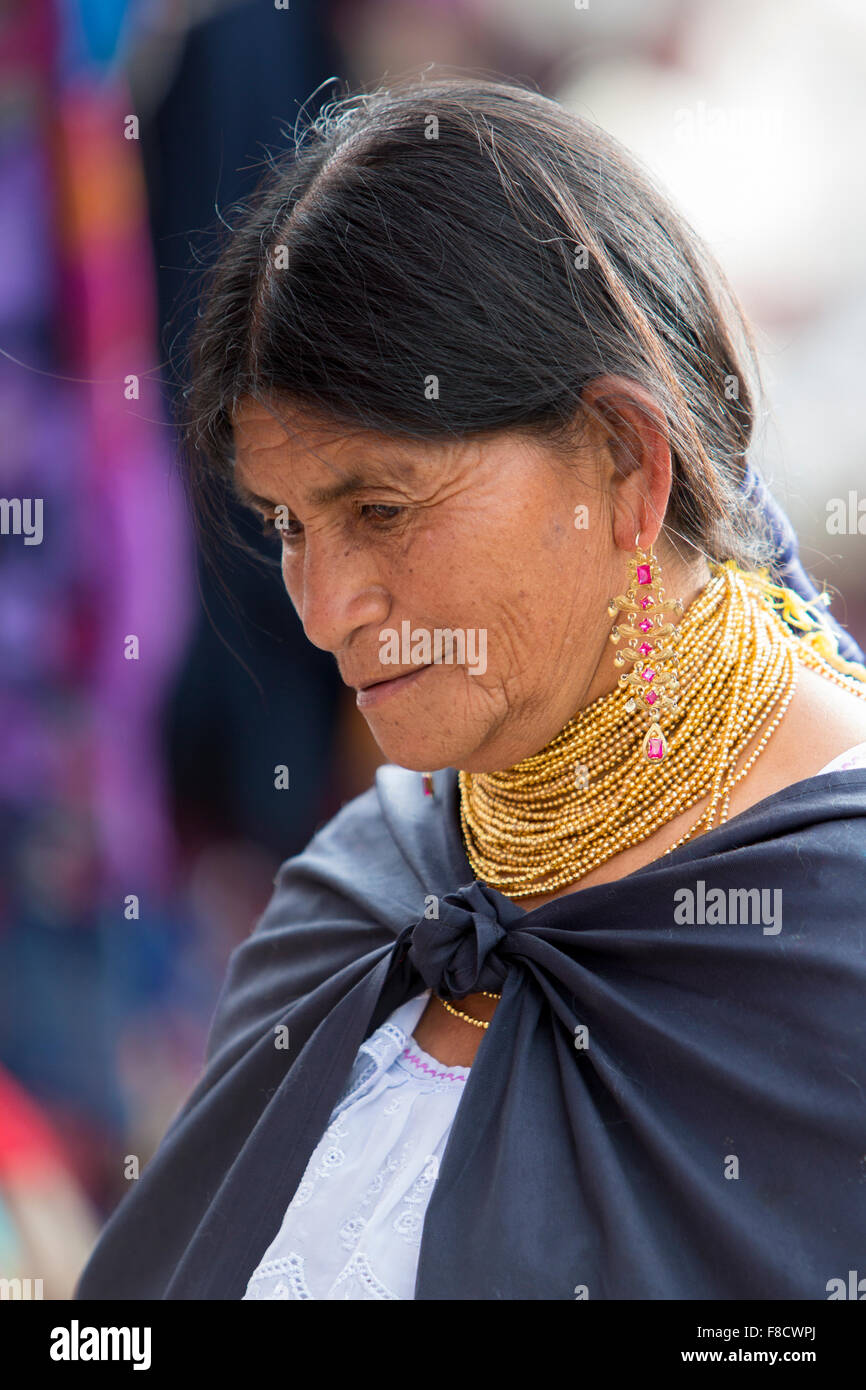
[231,396,640,773]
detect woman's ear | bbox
[579,375,672,551]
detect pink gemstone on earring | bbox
[644,688,658,705]
[421,773,434,797]
[638,618,653,633]
[646,736,664,759]
[640,597,652,609]
[636,564,652,585]
[640,667,656,682]
[638,642,653,656]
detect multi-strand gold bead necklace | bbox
[456,560,866,901]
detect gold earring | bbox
[607,535,683,761]
[421,772,435,798]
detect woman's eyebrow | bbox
[232,458,420,510]
[232,474,375,509]
[231,477,280,511]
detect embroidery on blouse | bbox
[328,1112,349,1139]
[312,1143,346,1180]
[338,1214,367,1250]
[331,1020,411,1115]
[360,1022,409,1072]
[247,1247,403,1301]
[308,1110,353,1181]
[392,1153,441,1245]
[245,994,460,1300]
[400,1046,469,1084]
[337,1138,416,1251]
[246,1252,312,1300]
[329,1249,401,1300]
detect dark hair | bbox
[180,72,778,570]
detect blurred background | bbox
[1,0,864,1297]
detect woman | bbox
[75,74,866,1301]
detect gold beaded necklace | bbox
[438,991,501,1029]
[457,561,866,902]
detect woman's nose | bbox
[290,539,391,654]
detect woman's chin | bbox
[368,738,465,773]
[361,717,475,774]
[358,677,483,772]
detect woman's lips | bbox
[355,664,432,709]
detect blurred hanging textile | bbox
[0,0,193,1208]
[0,1063,99,1300]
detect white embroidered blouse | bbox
[241,740,866,1302]
[242,989,465,1300]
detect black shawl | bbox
[74,764,866,1299]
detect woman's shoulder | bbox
[279,763,464,905]
[815,739,866,773]
[724,661,866,822]
[199,767,470,1082]
[783,662,866,769]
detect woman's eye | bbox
[261,512,303,540]
[360,504,403,524]
[259,504,402,539]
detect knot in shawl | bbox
[394,881,525,997]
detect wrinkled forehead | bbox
[231,396,382,462]
[230,394,489,501]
